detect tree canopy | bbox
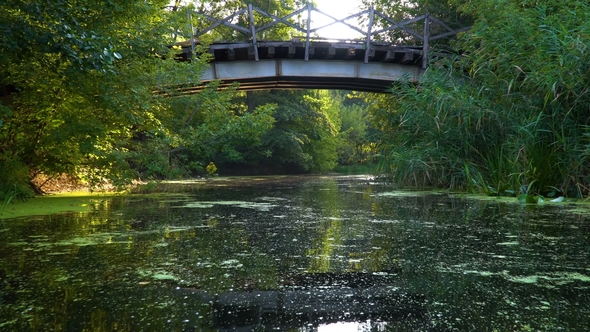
[0,0,277,197]
[0,0,377,199]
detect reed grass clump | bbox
[371,1,590,197]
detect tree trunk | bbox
[246,91,255,113]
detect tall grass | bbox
[370,1,590,197]
[0,185,17,214]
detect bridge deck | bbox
[171,40,423,93]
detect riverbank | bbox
[4,174,590,220]
[0,191,121,219]
[1,175,356,219]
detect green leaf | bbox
[517,194,537,204]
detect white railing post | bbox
[248,4,259,61]
[305,3,312,61]
[187,10,196,57]
[422,13,430,68]
[364,7,374,63]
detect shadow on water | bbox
[182,272,426,331]
[0,175,589,331]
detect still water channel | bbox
[1,175,589,331]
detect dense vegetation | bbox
[0,0,375,199]
[366,0,590,197]
[2,0,588,199]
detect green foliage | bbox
[337,93,376,165]
[218,90,342,173]
[0,0,179,191]
[371,0,590,196]
[0,185,17,216]
[0,156,34,202]
[206,162,217,175]
[210,89,377,175]
[0,0,281,192]
[359,0,471,45]
[333,163,378,175]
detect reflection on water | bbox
[315,322,386,332]
[0,175,589,331]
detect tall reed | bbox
[370,1,590,196]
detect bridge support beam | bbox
[248,4,259,61]
[200,59,424,93]
[364,7,374,64]
[305,4,312,61]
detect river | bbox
[1,175,589,331]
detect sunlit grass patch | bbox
[0,191,122,219]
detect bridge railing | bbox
[187,4,469,68]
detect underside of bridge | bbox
[173,40,425,93]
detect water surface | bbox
[1,176,589,331]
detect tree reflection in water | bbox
[0,175,589,331]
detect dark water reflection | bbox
[1,176,589,331]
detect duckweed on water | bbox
[0,191,121,218]
[375,191,444,197]
[496,241,520,246]
[177,200,277,211]
[1,176,589,331]
[137,268,179,281]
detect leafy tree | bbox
[217,89,341,174]
[359,0,470,45]
[1,0,174,195]
[338,103,371,165]
[311,90,377,166]
[0,0,276,195]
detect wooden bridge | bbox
[171,4,468,93]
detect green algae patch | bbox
[0,191,193,220]
[507,275,539,284]
[376,190,444,198]
[450,193,525,204]
[137,268,179,282]
[0,191,122,219]
[497,241,520,246]
[564,204,590,216]
[504,272,590,286]
[152,273,178,281]
[452,192,590,210]
[177,200,277,211]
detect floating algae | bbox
[375,191,442,197]
[177,200,277,211]
[137,268,179,281]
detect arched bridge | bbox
[172,4,468,93]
